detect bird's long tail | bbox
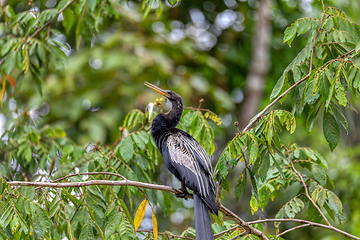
[194,193,214,240]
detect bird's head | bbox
[145,82,184,129]
[144,82,181,102]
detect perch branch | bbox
[8,178,267,240]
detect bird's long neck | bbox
[165,98,183,128]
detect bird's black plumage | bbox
[145,82,218,240]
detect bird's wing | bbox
[166,131,215,197]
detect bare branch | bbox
[8,179,182,194]
[230,230,250,240]
[214,225,243,239]
[248,219,360,240]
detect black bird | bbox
[145,82,218,240]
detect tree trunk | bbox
[240,0,272,129]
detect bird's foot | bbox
[175,187,189,200]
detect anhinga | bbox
[145,82,218,240]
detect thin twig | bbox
[286,148,331,225]
[278,223,311,237]
[230,230,250,240]
[218,203,269,240]
[247,219,360,240]
[214,225,243,238]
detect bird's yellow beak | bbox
[144,82,170,98]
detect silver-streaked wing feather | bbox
[166,131,215,197]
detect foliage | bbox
[1,1,360,240]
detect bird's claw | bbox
[175,188,189,200]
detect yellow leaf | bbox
[150,204,158,240]
[1,76,5,108]
[134,199,147,232]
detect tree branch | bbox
[247,218,360,240]
[8,179,182,194]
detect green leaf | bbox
[62,189,83,207]
[79,220,94,240]
[312,164,327,186]
[331,104,348,133]
[356,42,360,53]
[18,186,35,199]
[118,136,134,162]
[323,111,340,151]
[118,214,136,239]
[270,75,285,100]
[216,153,229,179]
[327,190,344,220]
[124,109,144,129]
[24,147,32,163]
[1,38,15,56]
[335,81,347,107]
[248,168,258,200]
[250,194,259,214]
[105,211,121,239]
[319,71,330,100]
[62,8,75,34]
[3,50,15,75]
[119,199,134,227]
[259,154,270,182]
[308,202,322,223]
[0,178,8,195]
[284,202,295,218]
[235,170,247,200]
[271,153,286,180]
[143,0,154,19]
[317,188,326,208]
[31,203,51,238]
[283,23,297,46]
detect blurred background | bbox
[1,0,360,239]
